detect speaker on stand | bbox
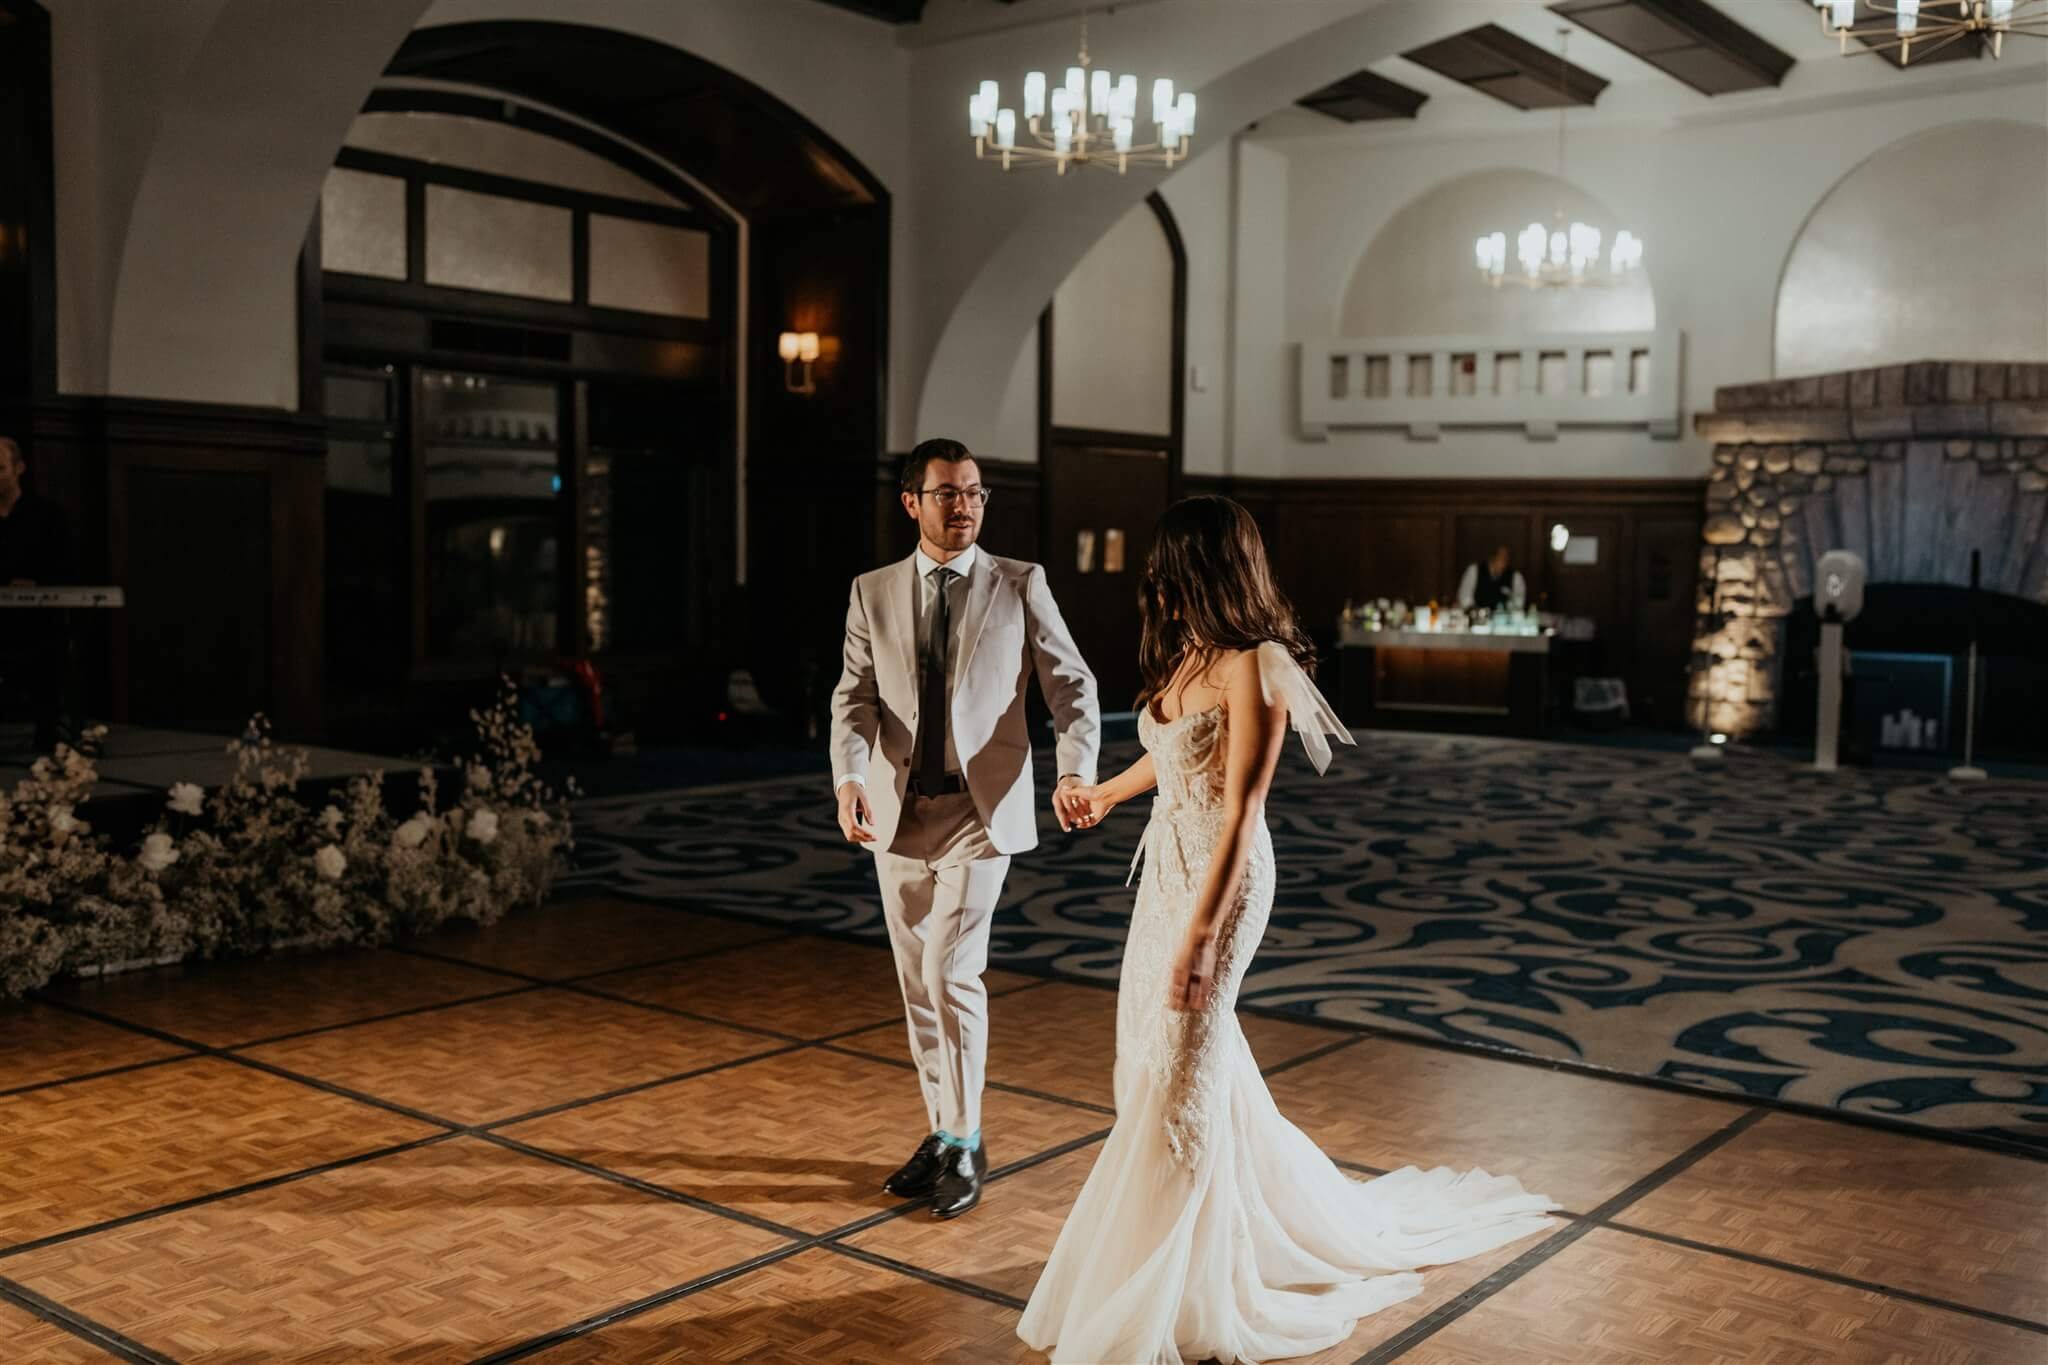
[1950,549,1988,782]
[1812,549,1865,773]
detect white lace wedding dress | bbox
[1019,644,1557,1365]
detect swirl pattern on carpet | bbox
[566,736,2048,1151]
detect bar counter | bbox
[1335,622,1552,736]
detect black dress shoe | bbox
[929,1139,986,1221]
[883,1133,948,1198]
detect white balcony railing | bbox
[1298,328,1683,441]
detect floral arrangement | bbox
[0,682,574,1000]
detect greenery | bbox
[0,682,574,999]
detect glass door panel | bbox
[418,369,564,659]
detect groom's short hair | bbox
[901,438,975,493]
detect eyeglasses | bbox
[915,486,990,508]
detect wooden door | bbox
[1044,438,1171,711]
[1632,514,1704,727]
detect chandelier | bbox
[969,12,1196,175]
[1474,30,1644,290]
[1810,0,2046,63]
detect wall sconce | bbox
[778,331,821,395]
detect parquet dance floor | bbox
[5,902,2044,1362]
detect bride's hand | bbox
[1168,930,1219,1012]
[1056,779,1114,832]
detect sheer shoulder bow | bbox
[1253,641,1353,775]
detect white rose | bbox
[392,815,433,850]
[468,764,492,790]
[47,804,78,837]
[314,844,347,881]
[138,831,180,874]
[167,783,205,817]
[468,808,499,845]
[525,810,548,830]
[318,805,344,833]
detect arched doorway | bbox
[309,21,892,747]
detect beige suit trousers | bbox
[873,791,1009,1138]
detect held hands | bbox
[1168,928,1219,1013]
[1053,775,1111,833]
[836,782,876,844]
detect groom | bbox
[830,437,1100,1220]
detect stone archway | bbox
[1688,361,2048,735]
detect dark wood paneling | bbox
[1045,439,1170,709]
[120,468,272,733]
[1633,513,1706,726]
[0,0,55,400]
[1187,473,1705,727]
[28,397,325,737]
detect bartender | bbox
[0,436,74,752]
[1457,544,1526,612]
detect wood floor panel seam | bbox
[814,1041,1119,1117]
[472,1039,820,1131]
[1356,1108,1772,1363]
[221,983,548,1050]
[1600,1218,2048,1337]
[558,980,816,1044]
[0,1053,198,1099]
[477,1132,821,1244]
[0,1133,460,1261]
[473,1241,818,1364]
[556,930,808,984]
[0,1274,178,1365]
[821,1240,1032,1311]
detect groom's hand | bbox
[836,782,876,843]
[1053,774,1089,833]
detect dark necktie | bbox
[917,566,958,792]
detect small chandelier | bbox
[1811,0,2046,63]
[969,11,1196,175]
[1474,30,1644,290]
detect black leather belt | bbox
[907,772,968,797]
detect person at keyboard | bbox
[0,436,73,752]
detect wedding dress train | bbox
[1019,644,1557,1365]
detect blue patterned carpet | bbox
[565,735,2048,1153]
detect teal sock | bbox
[935,1127,981,1149]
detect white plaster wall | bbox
[1051,200,1174,436]
[906,0,1502,454]
[989,325,1039,464]
[1247,76,2048,480]
[1158,144,1232,477]
[44,0,908,411]
[1775,119,2048,377]
[1340,169,1654,335]
[1230,138,1292,479]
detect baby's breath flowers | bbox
[1,684,571,998]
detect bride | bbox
[1019,496,1557,1365]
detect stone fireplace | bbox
[1688,361,2048,736]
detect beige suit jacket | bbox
[829,552,1100,856]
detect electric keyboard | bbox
[0,586,126,609]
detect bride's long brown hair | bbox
[1136,495,1316,720]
